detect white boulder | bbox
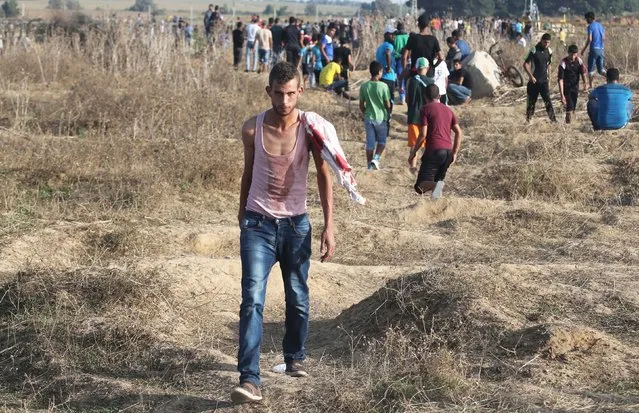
[462,51,502,98]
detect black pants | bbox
[526,81,556,121]
[286,48,300,67]
[415,149,453,193]
[233,47,242,67]
[314,70,321,86]
[381,78,396,114]
[564,87,579,111]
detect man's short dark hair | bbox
[333,55,343,64]
[369,61,382,76]
[269,62,300,86]
[328,23,337,31]
[451,29,461,38]
[274,17,280,24]
[289,16,296,25]
[425,84,440,100]
[236,21,242,29]
[568,44,578,53]
[446,36,454,45]
[541,33,551,41]
[585,11,595,20]
[607,67,620,82]
[417,13,428,30]
[453,59,461,65]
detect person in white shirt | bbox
[516,33,527,48]
[431,59,450,105]
[245,17,260,72]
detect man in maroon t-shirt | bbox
[408,84,463,199]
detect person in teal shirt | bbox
[376,27,397,116]
[311,34,324,88]
[359,61,391,170]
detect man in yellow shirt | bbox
[319,56,348,95]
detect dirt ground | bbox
[1,39,639,412]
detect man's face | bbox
[328,28,336,37]
[541,39,550,49]
[454,62,462,71]
[569,52,578,61]
[266,79,303,116]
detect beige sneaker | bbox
[231,382,263,404]
[285,360,309,377]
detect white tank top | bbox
[246,111,310,218]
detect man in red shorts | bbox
[408,84,462,200]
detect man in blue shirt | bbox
[581,11,606,89]
[451,29,471,61]
[587,68,633,131]
[376,26,397,117]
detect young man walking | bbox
[558,44,587,123]
[523,33,557,123]
[376,26,397,116]
[581,11,606,89]
[232,62,336,404]
[406,57,434,171]
[359,61,391,170]
[409,84,462,200]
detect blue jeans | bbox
[588,48,605,76]
[326,79,348,93]
[364,119,388,150]
[238,210,312,386]
[447,83,472,105]
[245,41,258,71]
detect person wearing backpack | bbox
[523,33,557,123]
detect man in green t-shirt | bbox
[394,21,409,105]
[359,61,391,170]
[406,57,434,171]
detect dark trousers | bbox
[526,81,556,121]
[381,78,396,115]
[233,47,242,67]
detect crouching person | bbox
[587,68,633,131]
[408,84,462,200]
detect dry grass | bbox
[1,19,639,413]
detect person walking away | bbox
[451,29,471,61]
[245,17,260,72]
[406,57,434,171]
[359,61,391,170]
[334,39,354,90]
[311,34,324,88]
[447,59,472,105]
[270,18,284,65]
[587,68,633,130]
[299,38,313,88]
[320,23,337,66]
[581,11,606,89]
[394,21,409,105]
[284,16,303,66]
[523,33,557,123]
[558,44,587,123]
[231,62,336,404]
[376,26,398,117]
[256,22,273,73]
[431,58,450,105]
[203,4,216,46]
[232,22,244,69]
[409,84,463,200]
[402,13,444,75]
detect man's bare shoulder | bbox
[241,116,257,145]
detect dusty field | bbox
[0,29,639,412]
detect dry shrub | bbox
[611,156,639,205]
[0,267,209,409]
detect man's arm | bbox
[385,48,393,74]
[310,143,335,262]
[523,60,535,83]
[581,32,592,56]
[558,78,565,104]
[359,93,366,113]
[320,37,329,62]
[238,117,256,224]
[451,124,462,164]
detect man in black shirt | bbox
[270,18,284,64]
[523,33,557,123]
[447,59,472,105]
[558,44,588,123]
[402,13,443,74]
[333,39,353,86]
[283,16,302,66]
[232,21,244,69]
